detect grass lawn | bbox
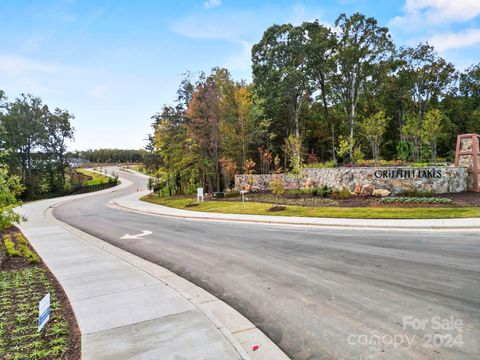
[141,195,480,219]
[1,229,80,359]
[130,165,144,173]
[76,168,112,186]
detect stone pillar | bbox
[455,134,480,192]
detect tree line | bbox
[70,149,145,164]
[0,92,75,199]
[145,13,480,194]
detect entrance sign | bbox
[374,169,442,179]
[197,187,204,202]
[38,293,50,332]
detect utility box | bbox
[213,192,225,199]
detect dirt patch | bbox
[268,205,287,212]
[185,203,200,208]
[0,226,81,360]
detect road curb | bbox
[48,198,289,359]
[111,198,480,232]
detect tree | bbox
[0,163,25,231]
[399,44,456,122]
[302,21,338,161]
[402,113,422,161]
[252,24,311,142]
[186,70,224,192]
[332,13,394,159]
[422,109,444,162]
[2,94,47,197]
[362,111,389,162]
[41,108,74,192]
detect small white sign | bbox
[197,187,204,202]
[38,293,51,332]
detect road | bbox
[54,168,480,360]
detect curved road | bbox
[54,169,480,360]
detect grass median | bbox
[141,195,480,219]
[76,168,112,186]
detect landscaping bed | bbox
[212,191,480,208]
[141,194,480,219]
[0,227,80,360]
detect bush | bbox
[271,176,286,198]
[3,234,20,257]
[317,186,332,197]
[307,161,337,168]
[286,189,312,198]
[225,191,240,198]
[331,188,351,199]
[16,232,40,264]
[2,232,40,264]
[401,189,433,197]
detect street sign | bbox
[38,293,50,332]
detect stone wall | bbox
[456,134,480,192]
[235,166,468,194]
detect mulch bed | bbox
[0,226,81,360]
[212,191,480,208]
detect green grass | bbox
[77,168,112,186]
[130,165,144,173]
[141,195,480,219]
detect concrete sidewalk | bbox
[17,184,288,360]
[113,190,480,231]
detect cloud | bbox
[170,14,241,40]
[429,28,480,51]
[390,0,480,28]
[204,0,221,9]
[171,4,328,42]
[223,41,252,73]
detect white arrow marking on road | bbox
[120,230,152,240]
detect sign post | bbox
[38,293,50,332]
[197,187,204,202]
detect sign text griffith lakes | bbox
[374,169,442,179]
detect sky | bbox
[1,0,479,150]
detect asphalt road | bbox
[54,168,480,360]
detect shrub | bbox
[331,188,351,199]
[401,189,433,197]
[271,176,286,198]
[3,235,20,257]
[307,161,337,169]
[380,197,453,204]
[311,186,332,197]
[287,189,312,198]
[16,232,40,264]
[225,190,240,198]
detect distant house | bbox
[69,158,91,168]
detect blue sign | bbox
[38,293,50,332]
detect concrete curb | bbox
[42,181,289,359]
[112,193,480,232]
